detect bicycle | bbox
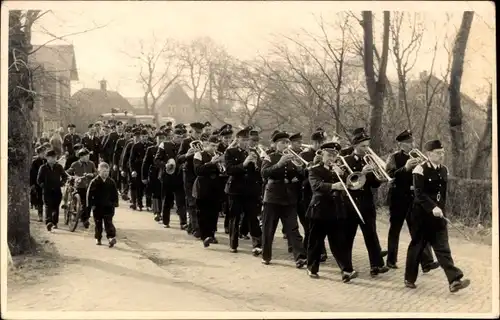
[62,177,83,232]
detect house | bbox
[155,84,195,124]
[125,96,154,116]
[29,44,79,136]
[69,80,133,132]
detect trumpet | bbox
[408,148,429,165]
[189,140,203,152]
[363,147,393,182]
[282,146,309,167]
[211,150,226,173]
[327,163,365,224]
[257,144,268,158]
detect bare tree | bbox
[449,11,474,177]
[124,36,183,121]
[390,12,424,130]
[362,11,391,153]
[470,86,492,179]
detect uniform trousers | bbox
[144,182,153,208]
[129,175,144,208]
[43,189,62,226]
[345,208,385,268]
[183,173,198,232]
[196,198,220,240]
[228,195,262,249]
[405,212,463,284]
[93,207,116,240]
[261,203,305,262]
[307,218,352,274]
[387,194,435,267]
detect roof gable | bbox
[29,45,79,81]
[160,84,193,107]
[71,88,133,113]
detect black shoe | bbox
[287,247,293,253]
[404,280,417,289]
[242,235,250,240]
[130,204,137,210]
[96,239,102,245]
[283,234,288,240]
[370,267,379,277]
[203,237,211,248]
[422,261,440,273]
[342,270,358,283]
[261,259,270,265]
[138,207,143,212]
[307,269,319,279]
[83,220,90,229]
[230,248,237,253]
[154,215,160,222]
[146,207,152,212]
[108,238,117,248]
[180,224,187,230]
[387,261,398,269]
[320,254,327,262]
[163,224,170,228]
[53,224,58,229]
[378,266,389,274]
[193,231,201,239]
[295,258,306,269]
[449,278,470,293]
[46,222,54,232]
[212,237,219,244]
[252,247,262,256]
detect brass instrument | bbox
[408,148,429,165]
[211,150,226,173]
[282,146,309,167]
[257,144,268,158]
[363,147,393,182]
[335,156,367,190]
[301,143,313,149]
[189,140,203,152]
[327,163,365,225]
[165,158,176,175]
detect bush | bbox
[375,177,492,227]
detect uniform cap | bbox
[289,132,303,141]
[271,131,290,142]
[424,139,443,152]
[396,129,413,142]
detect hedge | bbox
[374,177,493,227]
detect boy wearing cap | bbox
[404,140,470,292]
[299,129,328,261]
[385,130,438,271]
[343,130,389,276]
[142,131,166,219]
[177,122,204,237]
[224,128,263,255]
[37,149,68,231]
[63,124,81,157]
[306,142,358,282]
[193,135,225,247]
[87,162,119,247]
[30,145,47,221]
[155,127,187,229]
[261,131,307,267]
[66,148,97,228]
[128,129,149,210]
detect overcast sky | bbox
[4,1,495,103]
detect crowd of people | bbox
[29,119,470,292]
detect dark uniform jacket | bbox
[120,140,135,173]
[192,150,222,199]
[224,146,261,197]
[155,141,182,190]
[177,136,195,178]
[261,151,305,206]
[113,136,128,168]
[129,141,147,175]
[299,147,318,206]
[307,162,348,220]
[87,176,119,209]
[102,131,120,164]
[411,162,448,228]
[81,135,101,164]
[37,162,67,193]
[63,133,81,155]
[142,145,159,182]
[386,150,414,207]
[343,153,381,214]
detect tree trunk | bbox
[470,88,492,179]
[449,11,473,177]
[363,11,390,153]
[8,11,35,255]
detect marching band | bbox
[30,120,471,292]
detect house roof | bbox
[159,84,193,107]
[29,45,79,81]
[70,88,134,114]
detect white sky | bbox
[3,1,496,103]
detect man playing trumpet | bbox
[306,141,358,282]
[385,130,439,272]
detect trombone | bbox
[282,146,309,167]
[326,161,365,224]
[363,147,393,183]
[335,155,367,190]
[408,148,429,165]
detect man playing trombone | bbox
[261,131,307,268]
[385,130,439,272]
[343,129,389,276]
[306,141,358,282]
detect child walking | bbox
[87,162,119,247]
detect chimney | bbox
[99,79,107,91]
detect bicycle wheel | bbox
[63,188,71,225]
[70,194,82,232]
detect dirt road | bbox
[6,207,495,314]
